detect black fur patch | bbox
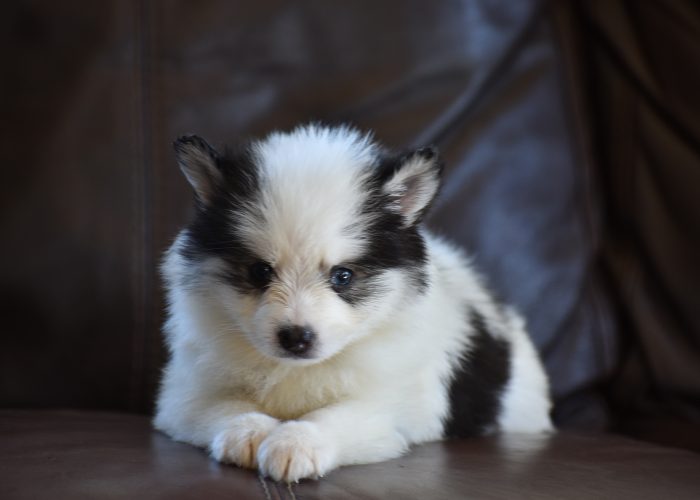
[329,263,390,306]
[334,210,428,305]
[443,308,512,438]
[332,155,434,305]
[178,144,266,293]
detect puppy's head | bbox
[172,125,442,364]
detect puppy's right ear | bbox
[173,135,222,204]
[380,147,443,227]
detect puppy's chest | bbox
[240,364,359,420]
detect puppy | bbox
[154,124,553,482]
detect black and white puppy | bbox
[154,124,552,482]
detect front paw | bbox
[257,421,335,482]
[211,412,279,468]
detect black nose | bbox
[277,325,316,356]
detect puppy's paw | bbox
[211,412,279,469]
[257,421,335,482]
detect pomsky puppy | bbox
[154,124,553,482]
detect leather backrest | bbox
[557,0,700,438]
[9,0,693,435]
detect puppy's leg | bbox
[257,401,408,482]
[155,399,280,469]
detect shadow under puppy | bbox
[154,124,553,482]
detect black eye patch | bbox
[328,263,384,305]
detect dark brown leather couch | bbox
[2,1,700,498]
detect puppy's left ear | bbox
[381,147,443,227]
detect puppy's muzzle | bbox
[277,325,316,357]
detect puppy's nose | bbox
[277,325,316,356]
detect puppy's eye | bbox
[249,261,273,288]
[330,267,354,288]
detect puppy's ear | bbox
[173,135,222,204]
[381,147,443,227]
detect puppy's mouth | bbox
[264,345,328,366]
[277,349,318,362]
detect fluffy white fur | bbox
[154,125,552,483]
